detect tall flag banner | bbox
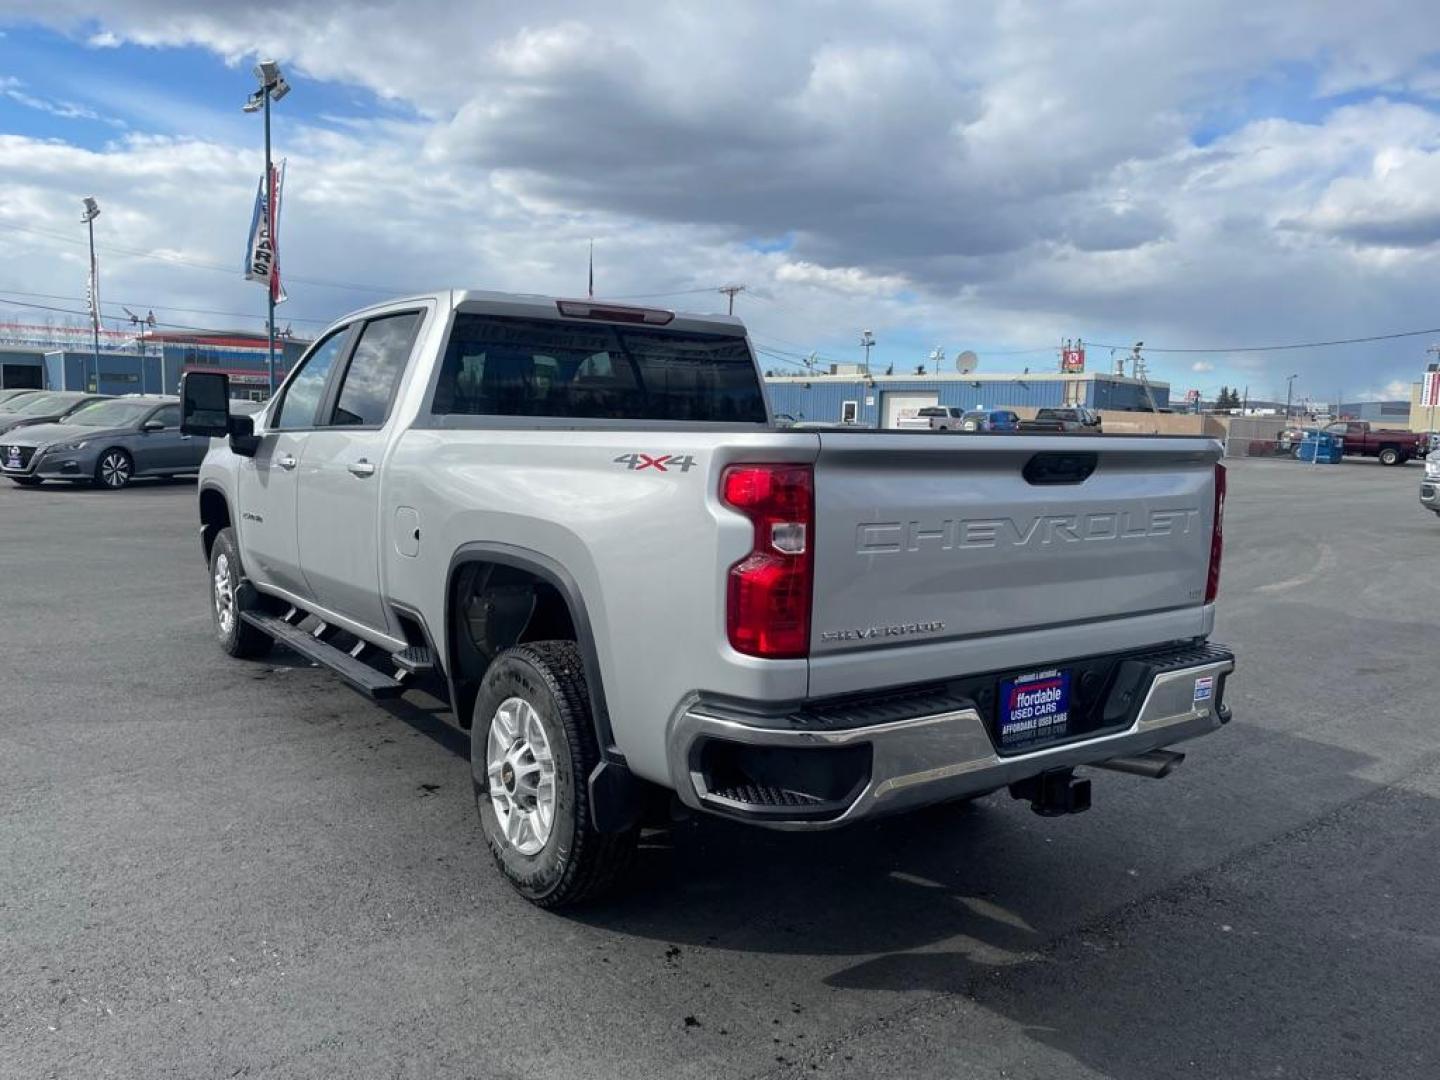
[86,256,100,331]
[1423,371,1440,408]
[243,160,287,305]
[588,238,594,298]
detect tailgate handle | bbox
[1023,452,1097,485]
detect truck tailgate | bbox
[809,432,1221,682]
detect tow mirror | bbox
[180,371,231,437]
[181,371,260,457]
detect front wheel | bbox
[209,527,273,658]
[93,448,133,488]
[472,641,637,908]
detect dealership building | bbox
[764,370,1171,427]
[0,329,310,399]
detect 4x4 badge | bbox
[612,453,697,473]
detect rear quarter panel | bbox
[383,427,819,785]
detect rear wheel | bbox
[1379,447,1401,466]
[93,448,133,488]
[209,527,274,658]
[472,641,637,907]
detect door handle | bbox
[347,459,376,477]
[277,455,298,470]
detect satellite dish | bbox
[956,350,979,374]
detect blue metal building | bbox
[44,350,170,396]
[764,372,1170,427]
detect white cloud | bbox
[0,75,124,126]
[1192,361,1215,372]
[1354,379,1414,400]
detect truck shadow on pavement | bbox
[570,732,1434,1078]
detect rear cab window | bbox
[430,313,766,423]
[326,311,423,427]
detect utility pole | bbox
[718,284,745,315]
[859,329,876,376]
[1131,342,1158,411]
[81,197,101,392]
[588,239,594,298]
[1284,373,1298,423]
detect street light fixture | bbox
[81,196,101,392]
[859,329,876,376]
[243,58,290,395]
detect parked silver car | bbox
[0,388,43,407]
[0,390,111,436]
[1,395,206,488]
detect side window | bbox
[326,311,422,427]
[274,328,349,430]
[151,404,181,429]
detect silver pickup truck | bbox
[180,290,1234,907]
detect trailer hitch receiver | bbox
[1009,769,1092,817]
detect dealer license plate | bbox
[997,668,1072,751]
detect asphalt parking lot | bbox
[2,457,1437,1079]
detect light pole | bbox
[859,329,875,376]
[81,196,101,392]
[244,59,290,396]
[1284,373,1298,422]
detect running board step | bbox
[241,611,404,699]
[393,645,434,675]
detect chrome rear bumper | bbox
[669,645,1234,829]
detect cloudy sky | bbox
[3,2,1440,404]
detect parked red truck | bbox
[1322,421,1427,466]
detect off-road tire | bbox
[210,527,274,659]
[93,448,133,488]
[472,641,637,908]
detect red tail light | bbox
[721,464,814,658]
[1205,462,1226,604]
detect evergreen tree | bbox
[1216,386,1229,410]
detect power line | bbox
[1088,328,1440,354]
[0,292,298,336]
[0,286,332,325]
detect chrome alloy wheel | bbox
[213,552,236,636]
[486,696,557,856]
[99,451,130,487]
